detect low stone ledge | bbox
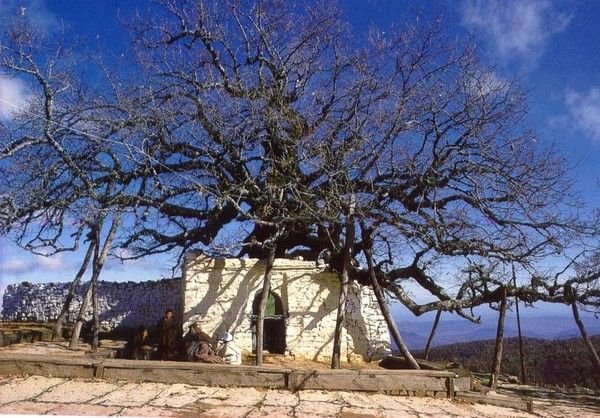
[0,353,460,397]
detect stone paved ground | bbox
[0,375,599,417]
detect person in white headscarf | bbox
[218,331,242,365]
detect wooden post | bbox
[256,245,276,366]
[489,286,507,389]
[424,309,442,360]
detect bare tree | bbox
[512,264,527,384]
[0,16,132,351]
[489,286,508,389]
[52,239,95,341]
[1,0,598,371]
[424,310,442,361]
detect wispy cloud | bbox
[461,0,572,62]
[0,74,30,120]
[0,258,30,275]
[0,254,66,276]
[36,254,66,270]
[565,87,600,143]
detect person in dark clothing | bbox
[131,326,153,360]
[183,322,223,364]
[156,309,178,360]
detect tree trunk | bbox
[90,213,122,351]
[424,309,442,360]
[363,234,419,369]
[91,242,100,351]
[332,214,355,369]
[489,286,507,389]
[69,280,93,349]
[513,265,526,384]
[570,288,600,372]
[52,240,95,341]
[255,245,276,366]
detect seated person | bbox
[129,325,153,360]
[217,332,242,365]
[183,322,223,364]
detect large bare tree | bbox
[1,1,598,368]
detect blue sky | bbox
[1,0,600,320]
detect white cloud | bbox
[0,258,30,275]
[461,0,572,61]
[36,254,66,270]
[0,75,30,120]
[0,254,65,276]
[466,70,507,98]
[565,87,600,142]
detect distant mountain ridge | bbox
[394,313,600,351]
[419,335,600,389]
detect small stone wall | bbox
[1,279,181,330]
[183,255,391,362]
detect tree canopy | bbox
[1,0,599,332]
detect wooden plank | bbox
[102,364,287,388]
[0,359,95,379]
[0,352,94,366]
[446,376,455,399]
[101,358,291,374]
[290,369,450,392]
[290,368,455,378]
[456,391,534,413]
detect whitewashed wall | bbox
[1,279,181,330]
[183,254,391,362]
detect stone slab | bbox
[117,405,190,416]
[457,391,534,413]
[47,403,122,416]
[0,375,64,404]
[92,382,167,407]
[295,400,344,416]
[263,390,300,406]
[36,380,118,403]
[246,405,295,418]
[0,401,58,415]
[149,383,218,408]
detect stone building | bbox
[183,253,391,363]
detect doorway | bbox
[251,290,286,354]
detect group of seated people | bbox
[126,309,241,365]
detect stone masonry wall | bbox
[1,279,181,330]
[183,255,391,362]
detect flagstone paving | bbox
[0,375,598,417]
